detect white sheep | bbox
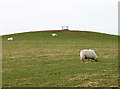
[52,33,57,37]
[8,37,14,41]
[80,49,98,62]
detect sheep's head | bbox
[95,56,98,62]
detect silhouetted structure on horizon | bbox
[61,26,69,30]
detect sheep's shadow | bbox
[81,60,99,63]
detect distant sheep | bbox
[52,33,57,37]
[80,49,98,62]
[8,37,14,41]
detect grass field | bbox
[2,30,118,87]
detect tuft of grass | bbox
[2,31,118,87]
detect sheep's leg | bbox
[80,54,83,63]
[81,56,84,63]
[88,58,90,61]
[81,59,84,63]
[91,59,93,62]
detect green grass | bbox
[2,31,118,87]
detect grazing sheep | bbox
[80,49,98,62]
[8,37,14,41]
[52,33,57,37]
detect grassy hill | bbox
[2,30,118,87]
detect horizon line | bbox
[0,30,118,36]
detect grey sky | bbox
[0,0,118,35]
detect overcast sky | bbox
[0,0,119,35]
